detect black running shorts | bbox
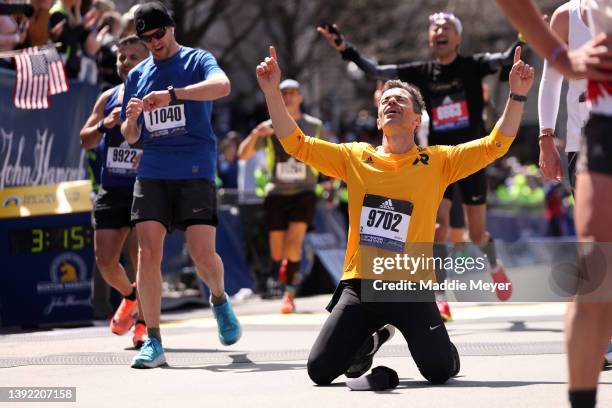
[577,114,612,177]
[443,168,488,206]
[131,178,218,232]
[93,186,134,230]
[263,191,317,231]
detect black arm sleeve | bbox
[340,43,399,80]
[473,40,522,81]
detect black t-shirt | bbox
[397,55,497,146]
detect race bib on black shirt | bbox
[359,194,413,252]
[431,91,470,132]
[276,158,307,182]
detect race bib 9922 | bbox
[106,146,142,176]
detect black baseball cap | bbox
[135,2,175,36]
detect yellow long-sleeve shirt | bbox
[280,126,515,281]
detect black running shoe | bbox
[450,342,460,377]
[345,325,395,378]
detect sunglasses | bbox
[139,27,167,43]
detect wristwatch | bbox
[97,120,109,134]
[167,85,177,103]
[509,93,527,102]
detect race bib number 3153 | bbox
[144,104,186,137]
[359,194,413,252]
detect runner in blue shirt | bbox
[80,36,150,349]
[120,2,241,369]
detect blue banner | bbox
[0,67,98,190]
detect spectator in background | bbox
[27,0,53,47]
[218,132,240,189]
[119,5,139,38]
[95,10,122,90]
[352,109,378,145]
[96,11,120,45]
[0,7,28,52]
[91,0,114,15]
[49,0,100,78]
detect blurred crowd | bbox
[0,0,138,88]
[0,1,573,239]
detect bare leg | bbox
[135,221,166,329]
[568,172,612,390]
[94,227,132,296]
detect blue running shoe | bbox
[131,338,166,369]
[211,294,242,346]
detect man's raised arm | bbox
[255,46,349,180]
[317,24,399,80]
[444,47,535,184]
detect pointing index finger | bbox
[514,46,522,64]
[269,46,277,61]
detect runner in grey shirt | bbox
[258,113,323,196]
[239,79,323,313]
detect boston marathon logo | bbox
[2,195,21,207]
[36,253,90,294]
[0,129,87,189]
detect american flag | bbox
[13,46,68,109]
[14,49,49,109]
[41,46,68,95]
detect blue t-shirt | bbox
[101,85,138,188]
[121,46,225,180]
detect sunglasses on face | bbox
[139,27,166,43]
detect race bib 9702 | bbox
[276,158,307,182]
[359,194,413,252]
[144,104,186,137]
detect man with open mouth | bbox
[319,12,520,320]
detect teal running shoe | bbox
[211,294,242,346]
[131,338,166,369]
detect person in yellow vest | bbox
[239,79,323,313]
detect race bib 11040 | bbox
[144,104,187,138]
